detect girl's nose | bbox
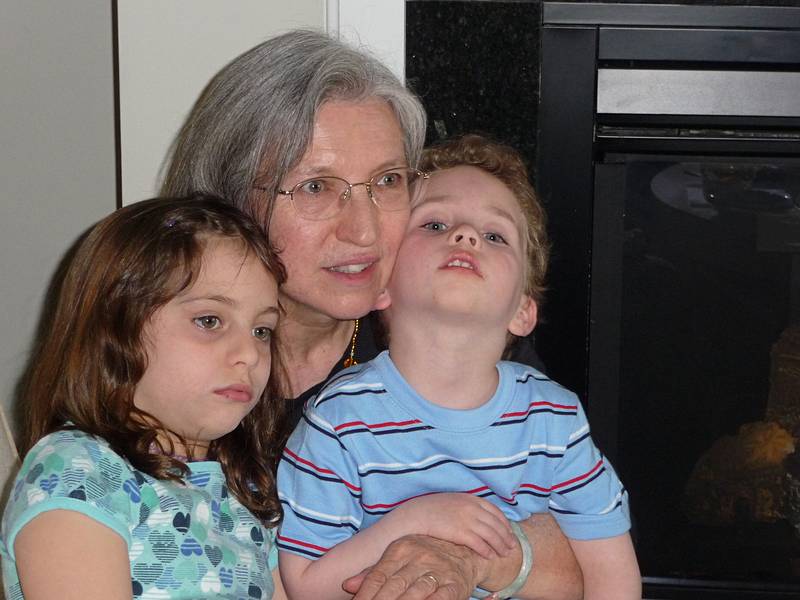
[231,330,262,368]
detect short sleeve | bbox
[2,430,139,558]
[277,403,363,559]
[549,402,631,540]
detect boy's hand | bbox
[395,493,517,559]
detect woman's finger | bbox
[349,535,478,600]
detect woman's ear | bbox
[508,295,537,337]
[374,289,392,311]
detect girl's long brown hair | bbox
[21,195,287,524]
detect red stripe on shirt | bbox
[552,459,604,490]
[283,448,362,492]
[277,535,330,553]
[334,418,424,432]
[501,401,577,419]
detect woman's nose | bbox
[336,185,379,246]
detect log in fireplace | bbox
[537,3,800,598]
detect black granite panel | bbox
[406,1,541,176]
[406,0,800,174]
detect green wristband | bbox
[473,521,534,600]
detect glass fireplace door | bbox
[591,156,800,591]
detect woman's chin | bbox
[279,290,377,322]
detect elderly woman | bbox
[162,30,581,600]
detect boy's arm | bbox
[271,566,289,600]
[280,493,518,600]
[344,512,584,600]
[280,509,416,600]
[569,533,641,600]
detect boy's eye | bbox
[422,221,447,231]
[193,315,221,330]
[252,327,272,342]
[484,232,507,244]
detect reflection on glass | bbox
[617,159,800,584]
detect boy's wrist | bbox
[476,521,532,598]
[475,533,523,591]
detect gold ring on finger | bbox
[420,573,439,588]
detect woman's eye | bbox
[484,232,507,244]
[376,171,402,188]
[300,179,327,195]
[193,315,221,330]
[422,221,447,232]
[252,327,272,342]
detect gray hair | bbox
[160,29,427,225]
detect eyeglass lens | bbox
[290,169,424,220]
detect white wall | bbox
[117,0,405,205]
[117,0,326,204]
[0,0,403,446]
[1,1,117,440]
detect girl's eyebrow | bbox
[180,295,280,319]
[257,306,280,319]
[179,294,236,306]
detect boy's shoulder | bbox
[498,360,580,405]
[311,352,387,407]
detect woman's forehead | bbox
[289,99,406,179]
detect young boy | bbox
[277,135,641,599]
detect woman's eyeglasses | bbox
[256,167,429,221]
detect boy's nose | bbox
[450,223,480,247]
[454,232,477,246]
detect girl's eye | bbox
[252,327,272,342]
[484,232,507,244]
[193,315,221,330]
[422,221,447,232]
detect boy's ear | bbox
[508,295,537,337]
[374,289,392,311]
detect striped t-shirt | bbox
[277,350,630,560]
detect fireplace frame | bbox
[537,3,800,598]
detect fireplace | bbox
[536,3,800,598]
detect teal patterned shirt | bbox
[1,429,277,599]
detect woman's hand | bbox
[342,514,584,600]
[342,534,484,600]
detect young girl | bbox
[1,196,288,599]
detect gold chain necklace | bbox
[342,318,360,368]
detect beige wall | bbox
[0,0,402,448]
[118,0,326,204]
[0,1,327,444]
[1,0,117,442]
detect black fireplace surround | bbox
[537,3,800,599]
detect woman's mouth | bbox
[328,262,372,274]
